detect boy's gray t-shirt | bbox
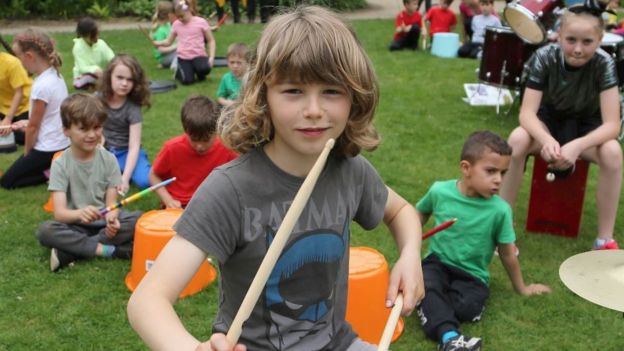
[103,100,142,149]
[48,146,121,209]
[174,147,388,350]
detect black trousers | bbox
[215,0,240,23]
[417,254,490,341]
[175,56,211,85]
[0,148,61,189]
[389,26,421,51]
[246,0,277,23]
[458,42,482,59]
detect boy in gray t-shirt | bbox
[36,93,141,272]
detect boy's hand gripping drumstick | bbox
[99,177,177,215]
[226,138,335,344]
[376,219,456,350]
[377,293,404,351]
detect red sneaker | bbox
[593,239,619,250]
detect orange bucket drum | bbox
[346,246,404,344]
[125,208,217,298]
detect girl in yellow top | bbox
[0,51,31,145]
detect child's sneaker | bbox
[50,248,76,272]
[112,245,133,260]
[494,243,520,257]
[439,335,482,351]
[593,239,619,250]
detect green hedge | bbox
[0,0,367,20]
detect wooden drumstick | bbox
[137,25,152,43]
[226,138,335,344]
[377,293,404,351]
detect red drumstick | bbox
[423,218,457,240]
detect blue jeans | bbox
[109,147,151,189]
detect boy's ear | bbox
[63,127,71,137]
[459,160,472,176]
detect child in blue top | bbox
[416,131,550,351]
[98,54,152,193]
[216,42,248,107]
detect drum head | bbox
[504,4,546,44]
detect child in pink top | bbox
[424,0,457,42]
[153,0,216,85]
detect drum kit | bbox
[476,0,624,110]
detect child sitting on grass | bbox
[72,17,115,90]
[36,93,141,272]
[149,95,238,208]
[216,42,248,107]
[151,1,177,69]
[458,0,501,59]
[389,0,423,51]
[416,131,550,351]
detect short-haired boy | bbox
[149,95,238,208]
[389,0,423,51]
[458,0,501,59]
[423,0,457,44]
[216,43,249,107]
[415,131,551,351]
[36,93,141,272]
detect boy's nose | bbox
[304,96,322,118]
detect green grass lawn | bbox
[0,19,623,350]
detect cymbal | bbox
[559,250,624,312]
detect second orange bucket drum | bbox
[125,208,217,298]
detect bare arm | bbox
[52,191,101,224]
[24,99,46,155]
[498,243,551,296]
[154,31,177,47]
[559,86,621,166]
[119,122,142,194]
[128,235,207,350]
[204,27,216,67]
[383,186,424,315]
[217,97,235,107]
[0,86,24,136]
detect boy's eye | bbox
[283,88,302,94]
[324,88,344,95]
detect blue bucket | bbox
[431,33,459,58]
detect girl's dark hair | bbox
[76,17,99,42]
[98,54,151,108]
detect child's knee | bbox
[598,140,623,169]
[36,221,57,246]
[508,127,532,155]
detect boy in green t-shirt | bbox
[36,93,141,272]
[415,131,551,351]
[216,42,248,107]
